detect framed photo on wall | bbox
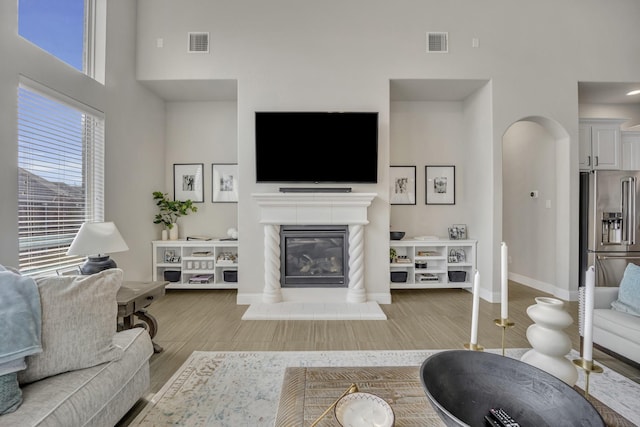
[212,163,238,203]
[174,163,204,202]
[425,165,455,205]
[390,166,416,205]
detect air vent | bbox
[426,32,448,53]
[188,32,209,53]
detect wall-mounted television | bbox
[255,111,378,183]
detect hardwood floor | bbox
[146,281,640,394]
[117,281,640,425]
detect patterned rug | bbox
[130,349,640,426]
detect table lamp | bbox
[66,222,129,274]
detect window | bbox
[18,0,106,83]
[17,78,105,276]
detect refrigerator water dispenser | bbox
[601,212,623,245]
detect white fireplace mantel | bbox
[252,192,377,304]
[252,192,377,225]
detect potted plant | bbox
[153,191,198,240]
[390,247,397,263]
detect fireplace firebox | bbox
[280,225,349,288]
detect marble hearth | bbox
[243,192,386,320]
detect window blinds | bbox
[17,79,104,276]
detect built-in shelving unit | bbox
[152,240,238,289]
[389,239,477,289]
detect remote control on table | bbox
[489,408,520,427]
[484,415,501,427]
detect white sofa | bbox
[0,328,153,426]
[0,268,154,426]
[580,286,640,366]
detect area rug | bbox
[130,349,640,426]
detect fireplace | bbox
[252,192,377,304]
[280,225,349,288]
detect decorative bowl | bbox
[390,231,405,240]
[334,392,395,427]
[419,350,605,427]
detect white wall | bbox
[134,0,640,303]
[503,121,557,291]
[163,101,238,238]
[390,101,469,237]
[0,0,165,280]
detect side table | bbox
[117,280,167,353]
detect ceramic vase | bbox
[169,223,179,240]
[161,229,168,241]
[521,297,578,385]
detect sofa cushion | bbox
[18,269,124,385]
[611,263,640,316]
[0,373,21,415]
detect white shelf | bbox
[152,239,239,289]
[389,239,476,289]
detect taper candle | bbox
[583,265,595,362]
[501,242,508,319]
[470,270,480,345]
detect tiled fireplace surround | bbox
[242,192,387,320]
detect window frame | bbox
[17,76,105,276]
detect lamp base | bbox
[80,255,117,275]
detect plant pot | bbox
[169,223,179,240]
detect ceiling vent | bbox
[188,32,210,53]
[426,32,448,53]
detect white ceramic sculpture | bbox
[521,297,578,386]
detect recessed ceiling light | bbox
[627,89,640,96]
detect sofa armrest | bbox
[578,286,620,336]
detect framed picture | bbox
[174,163,204,202]
[448,224,467,240]
[425,165,455,205]
[389,166,416,205]
[164,249,180,263]
[212,163,238,203]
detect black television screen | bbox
[255,111,378,183]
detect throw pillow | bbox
[611,263,640,316]
[18,269,124,384]
[0,373,22,415]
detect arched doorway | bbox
[502,116,571,297]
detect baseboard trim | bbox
[509,272,577,301]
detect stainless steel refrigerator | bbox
[579,170,640,287]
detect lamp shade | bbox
[67,222,129,256]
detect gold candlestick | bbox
[464,342,484,351]
[494,318,515,356]
[572,358,603,398]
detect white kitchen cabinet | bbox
[622,131,640,171]
[579,118,626,171]
[389,239,477,289]
[152,239,238,289]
